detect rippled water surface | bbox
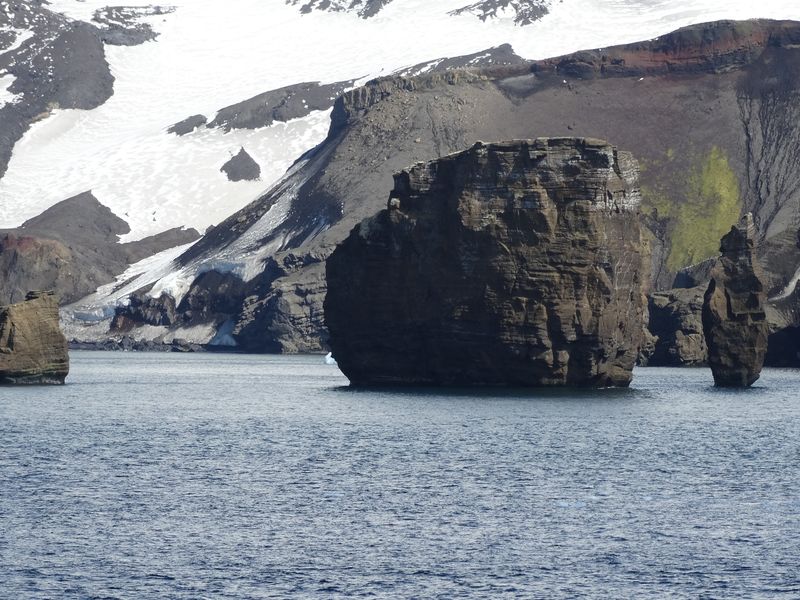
[1,352,799,598]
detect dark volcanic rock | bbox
[208,81,353,132]
[287,0,393,18]
[672,259,716,289]
[702,214,769,387]
[69,336,205,353]
[234,258,329,353]
[325,138,648,387]
[647,287,707,366]
[289,0,548,23]
[397,44,528,77]
[450,0,549,26]
[765,325,800,367]
[221,148,261,182]
[111,292,177,331]
[168,114,207,136]
[86,20,800,357]
[0,291,69,385]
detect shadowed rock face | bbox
[648,286,707,366]
[702,214,768,387]
[0,291,69,385]
[325,138,647,387]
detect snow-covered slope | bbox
[3,0,800,244]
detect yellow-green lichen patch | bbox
[643,146,741,273]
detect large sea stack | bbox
[702,214,768,387]
[0,291,69,385]
[325,138,648,387]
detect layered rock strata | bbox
[0,291,69,385]
[325,138,647,387]
[702,215,768,387]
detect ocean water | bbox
[1,352,798,599]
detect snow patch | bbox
[43,0,159,23]
[68,240,198,314]
[0,73,19,107]
[771,265,800,302]
[0,27,35,56]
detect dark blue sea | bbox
[1,352,799,598]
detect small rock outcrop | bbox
[220,148,261,182]
[647,286,707,366]
[0,291,69,385]
[325,138,648,387]
[168,114,207,136]
[702,214,768,387]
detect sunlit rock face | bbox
[0,291,69,385]
[325,138,648,387]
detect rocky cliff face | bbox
[0,291,69,385]
[702,215,768,387]
[647,287,707,366]
[325,138,647,387]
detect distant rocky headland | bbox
[0,291,69,385]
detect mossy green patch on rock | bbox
[643,146,741,273]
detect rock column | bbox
[701,214,768,387]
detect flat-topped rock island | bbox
[325,138,648,387]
